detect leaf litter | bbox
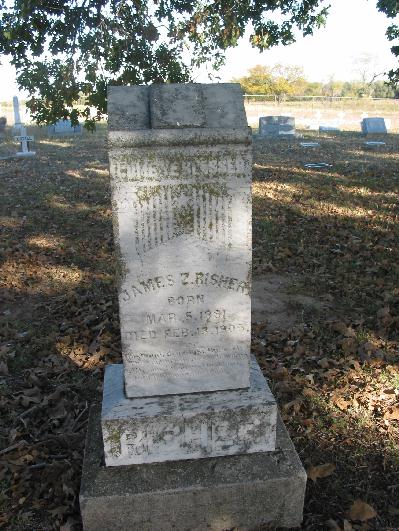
[253,131,399,530]
[0,126,398,529]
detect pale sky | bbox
[0,0,397,101]
[197,0,397,83]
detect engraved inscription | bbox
[110,134,252,395]
[126,272,251,299]
[110,147,251,182]
[122,322,248,342]
[117,416,262,459]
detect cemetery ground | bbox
[0,125,398,531]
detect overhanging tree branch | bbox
[0,0,330,127]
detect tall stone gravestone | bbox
[259,115,295,137]
[80,83,306,531]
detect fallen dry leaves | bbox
[348,500,377,522]
[0,127,120,529]
[252,131,399,529]
[384,406,399,421]
[307,463,336,482]
[0,126,398,529]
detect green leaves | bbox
[1,0,330,127]
[376,1,399,86]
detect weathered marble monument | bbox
[80,83,306,530]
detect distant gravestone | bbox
[12,96,23,135]
[259,115,295,137]
[304,162,332,169]
[319,125,340,132]
[48,119,82,136]
[14,125,35,157]
[364,141,386,150]
[0,116,6,137]
[300,142,320,147]
[361,117,387,134]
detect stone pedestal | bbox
[80,407,307,531]
[80,83,306,529]
[102,357,277,466]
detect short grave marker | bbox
[259,115,295,137]
[304,162,332,169]
[0,116,6,136]
[363,141,386,150]
[14,126,35,157]
[361,117,387,135]
[319,125,340,132]
[300,142,320,147]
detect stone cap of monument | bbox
[107,83,250,146]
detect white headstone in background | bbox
[48,119,82,136]
[13,96,21,124]
[319,125,341,132]
[258,116,295,137]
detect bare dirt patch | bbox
[252,273,331,331]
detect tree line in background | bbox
[233,64,397,101]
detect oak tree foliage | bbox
[0,0,329,127]
[377,0,399,86]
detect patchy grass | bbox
[0,125,398,530]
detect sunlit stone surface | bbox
[108,84,253,397]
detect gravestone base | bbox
[80,406,307,531]
[16,151,36,157]
[102,357,277,466]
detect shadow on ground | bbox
[0,126,398,529]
